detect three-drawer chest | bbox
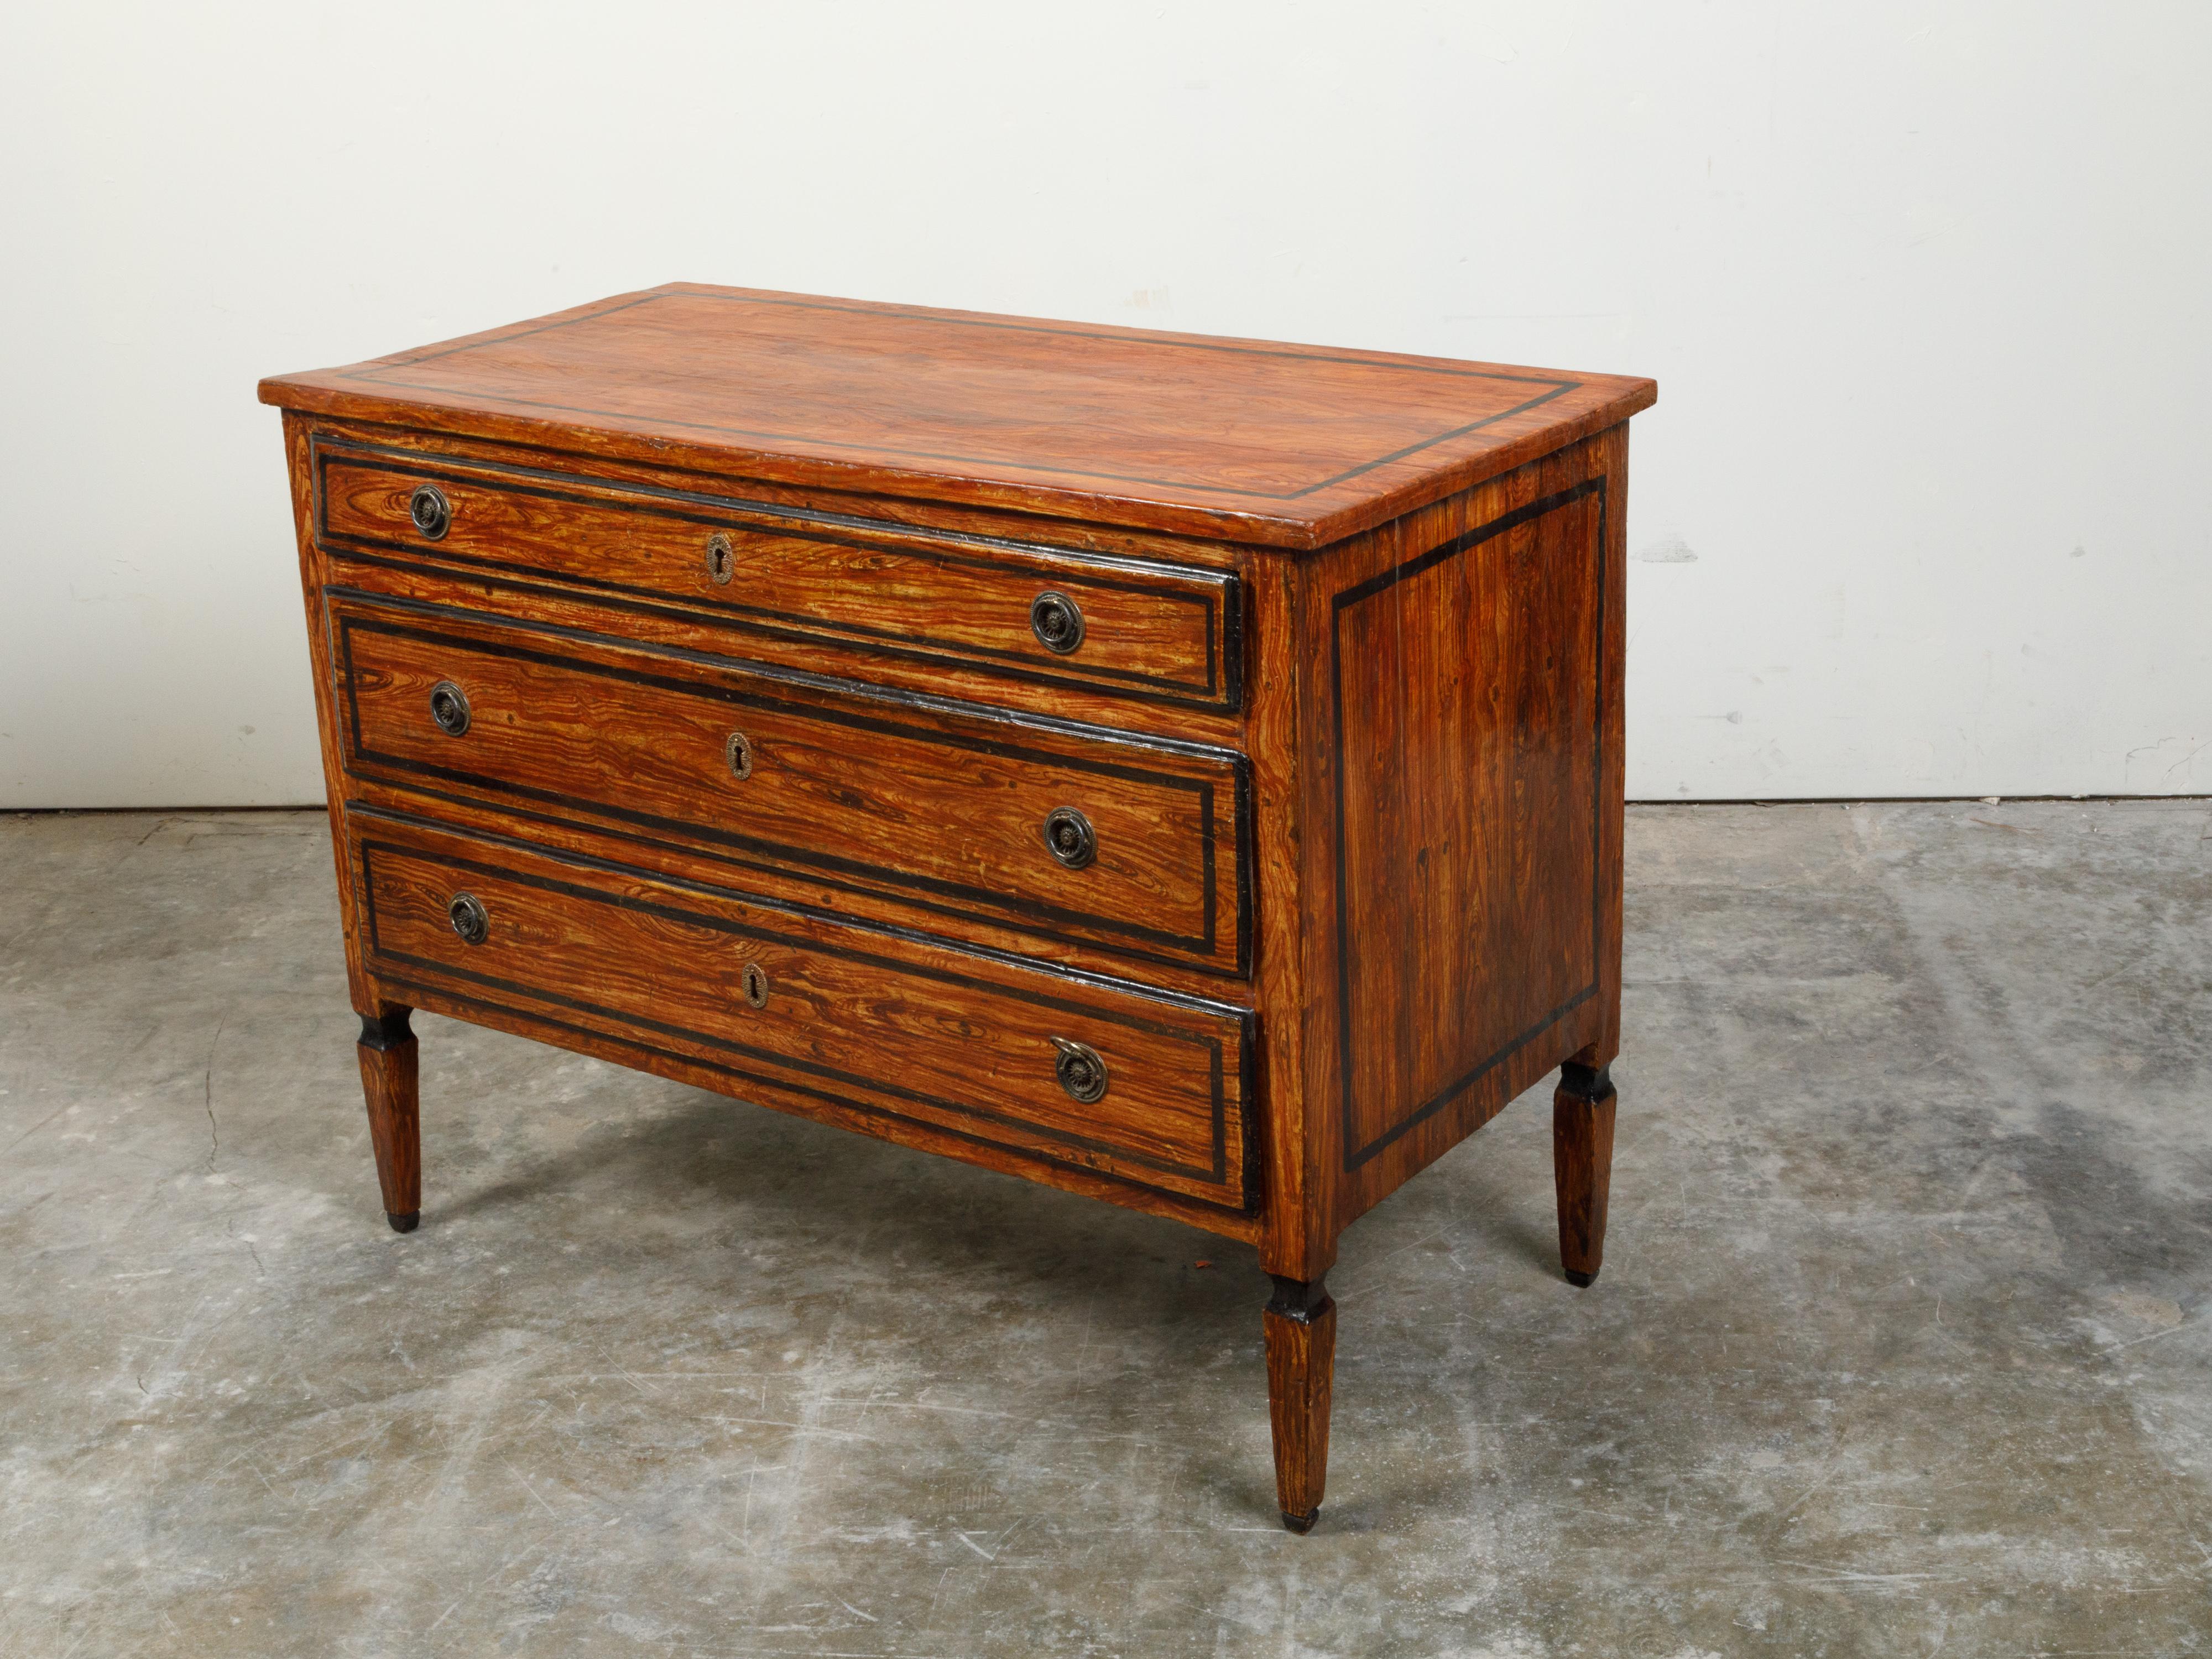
[259,284,1656,1532]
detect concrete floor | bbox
[2,802,2208,1657]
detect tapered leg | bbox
[1264,1274,1335,1533]
[1553,1060,1618,1286]
[357,1008,420,1233]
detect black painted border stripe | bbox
[358,833,1242,1193]
[348,799,1254,1016]
[327,582,1240,764]
[379,975,1259,1220]
[310,434,1240,709]
[338,290,1583,504]
[354,777,1252,983]
[312,433,1241,586]
[330,542,1237,720]
[1332,477,1609,1172]
[332,602,1240,962]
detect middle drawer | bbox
[326,590,1250,976]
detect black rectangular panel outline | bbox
[358,833,1246,1199]
[311,434,1243,713]
[331,597,1250,971]
[352,776,1249,985]
[335,290,1583,503]
[1332,478,1609,1171]
[378,978,1257,1221]
[345,797,1256,1009]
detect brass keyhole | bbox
[705,531,737,585]
[741,962,769,1009]
[726,731,753,780]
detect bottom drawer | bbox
[348,811,1255,1214]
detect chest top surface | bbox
[260,284,1654,549]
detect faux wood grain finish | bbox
[1285,427,1632,1233]
[266,290,1653,1536]
[1263,1276,1335,1533]
[391,972,1262,1244]
[260,284,1655,548]
[327,590,1249,976]
[284,416,379,1012]
[351,811,1256,1213]
[299,413,1254,583]
[315,436,1241,715]
[1553,1062,1618,1287]
[1245,553,1335,1284]
[356,1008,420,1231]
[1332,479,1606,1170]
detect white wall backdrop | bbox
[3,2,2206,807]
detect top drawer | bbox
[312,437,1242,714]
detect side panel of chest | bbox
[1288,429,1628,1228]
[1333,479,1606,1164]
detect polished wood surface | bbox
[353,812,1255,1213]
[1263,1276,1335,1533]
[356,1008,420,1232]
[326,589,1249,975]
[1276,427,1632,1239]
[1553,1061,1619,1287]
[315,436,1241,714]
[261,284,1655,549]
[267,289,1652,1532]
[1331,475,1605,1172]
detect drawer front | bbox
[352,813,1255,1211]
[328,591,1249,975]
[314,437,1241,713]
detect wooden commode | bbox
[258,285,1656,1532]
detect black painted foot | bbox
[387,1210,420,1234]
[1281,1507,1318,1535]
[1564,1267,1597,1288]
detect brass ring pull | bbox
[1030,591,1084,654]
[429,680,471,737]
[409,483,451,540]
[1042,807,1095,869]
[448,892,489,946]
[1052,1037,1108,1103]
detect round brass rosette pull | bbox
[429,680,471,736]
[1029,591,1084,654]
[447,892,489,946]
[1051,1037,1108,1103]
[1042,806,1095,869]
[409,483,451,540]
